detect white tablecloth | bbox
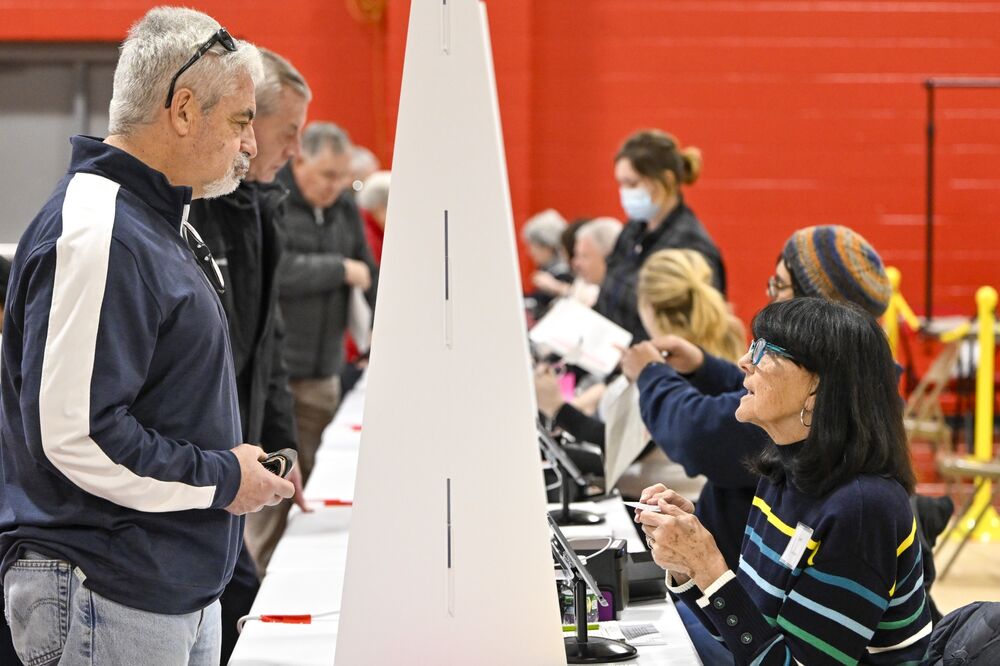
[230,373,701,665]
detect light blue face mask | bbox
[619,186,658,222]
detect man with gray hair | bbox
[573,217,623,287]
[187,46,312,661]
[0,8,292,664]
[276,121,378,482]
[532,217,623,308]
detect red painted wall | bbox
[3,0,999,322]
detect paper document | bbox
[588,621,667,646]
[528,299,633,378]
[602,377,649,489]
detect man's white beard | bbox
[202,152,251,199]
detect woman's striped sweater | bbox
[673,442,932,665]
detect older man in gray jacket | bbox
[275,122,377,482]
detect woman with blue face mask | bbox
[594,129,726,341]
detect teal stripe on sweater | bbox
[803,567,888,610]
[739,558,787,600]
[776,615,858,665]
[749,635,785,666]
[877,598,926,630]
[744,525,803,575]
[787,590,875,640]
[894,552,923,594]
[889,573,924,607]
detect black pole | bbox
[560,468,573,522]
[574,577,589,644]
[925,80,935,323]
[920,77,1000,322]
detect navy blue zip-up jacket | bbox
[636,351,764,569]
[0,136,244,615]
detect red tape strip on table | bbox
[260,615,312,624]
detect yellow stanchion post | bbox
[884,268,901,360]
[882,267,921,362]
[959,286,1000,541]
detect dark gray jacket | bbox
[275,165,377,379]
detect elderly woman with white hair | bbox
[358,169,391,265]
[522,208,572,318]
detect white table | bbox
[230,374,701,665]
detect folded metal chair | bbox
[903,341,960,456]
[934,455,1000,580]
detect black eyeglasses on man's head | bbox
[164,28,237,109]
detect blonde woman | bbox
[636,249,744,363]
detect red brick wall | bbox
[4,0,999,320]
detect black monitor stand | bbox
[551,470,604,526]
[549,515,638,663]
[537,422,604,526]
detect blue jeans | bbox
[3,551,220,666]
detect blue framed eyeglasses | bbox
[748,338,795,365]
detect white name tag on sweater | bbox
[780,523,814,568]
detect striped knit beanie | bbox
[781,225,891,317]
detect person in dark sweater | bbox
[595,129,726,341]
[621,226,895,664]
[188,46,313,662]
[637,299,932,664]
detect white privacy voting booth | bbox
[334,1,567,664]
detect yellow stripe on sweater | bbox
[751,496,822,565]
[897,518,917,557]
[889,518,919,597]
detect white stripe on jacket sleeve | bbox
[39,172,218,512]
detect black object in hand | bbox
[261,448,297,478]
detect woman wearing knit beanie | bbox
[773,225,891,317]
